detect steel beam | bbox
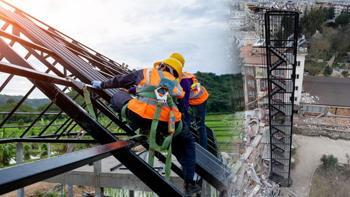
[0,141,130,195]
[0,62,74,87]
[0,138,96,144]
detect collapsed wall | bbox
[295,104,350,140]
[227,109,279,196]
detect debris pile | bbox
[300,92,319,104]
[227,109,280,196]
[294,115,350,132]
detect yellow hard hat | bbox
[170,52,185,67]
[154,57,183,77]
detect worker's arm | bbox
[96,69,144,89]
[178,78,192,126]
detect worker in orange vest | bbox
[170,53,210,149]
[91,57,201,195]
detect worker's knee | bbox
[110,91,132,112]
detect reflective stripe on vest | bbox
[190,85,206,99]
[127,68,183,122]
[181,72,209,105]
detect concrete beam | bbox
[16,142,24,197]
[94,160,103,197]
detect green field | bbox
[0,112,243,167]
[205,113,243,153]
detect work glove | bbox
[91,80,103,89]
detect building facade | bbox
[241,44,307,110]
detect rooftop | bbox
[240,45,266,66]
[303,76,350,106]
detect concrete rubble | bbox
[225,108,280,196]
[300,92,319,104]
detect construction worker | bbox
[91,57,201,195]
[170,53,210,149]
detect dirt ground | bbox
[3,182,95,197]
[290,135,350,197]
[309,166,350,197]
[3,182,57,197]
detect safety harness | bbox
[83,85,97,120]
[122,70,183,179]
[83,69,183,179]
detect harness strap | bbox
[83,86,97,120]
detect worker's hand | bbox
[91,80,102,89]
[119,88,128,92]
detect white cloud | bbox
[2,0,239,98]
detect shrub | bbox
[321,154,338,170]
[323,66,333,76]
[335,12,350,27]
[341,70,349,77]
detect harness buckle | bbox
[154,87,169,103]
[191,82,201,92]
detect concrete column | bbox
[129,190,134,197]
[201,181,211,197]
[94,160,103,197]
[67,184,73,197]
[16,142,24,197]
[47,143,51,158]
[60,184,64,197]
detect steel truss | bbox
[0,0,231,195]
[265,11,299,186]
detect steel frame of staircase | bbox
[265,11,299,186]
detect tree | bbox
[0,131,15,167]
[24,144,31,160]
[323,66,333,76]
[325,7,335,20]
[309,38,331,58]
[335,12,350,27]
[300,8,327,38]
[195,72,244,113]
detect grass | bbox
[206,112,243,153]
[310,165,350,197]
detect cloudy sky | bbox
[7,0,238,72]
[2,0,239,98]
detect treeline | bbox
[0,95,62,124]
[300,7,335,38]
[195,72,244,113]
[300,7,350,76]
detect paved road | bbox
[290,135,350,197]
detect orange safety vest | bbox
[127,68,184,122]
[181,72,209,106]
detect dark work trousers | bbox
[110,92,196,183]
[191,101,208,149]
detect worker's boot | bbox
[184,181,201,196]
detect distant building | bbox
[241,42,307,110]
[315,0,350,17]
